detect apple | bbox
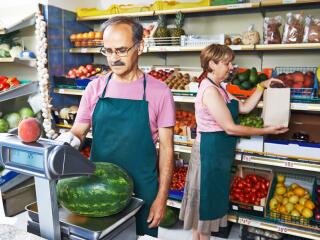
[86,73,91,77]
[78,65,85,71]
[86,64,93,71]
[69,74,76,78]
[81,68,88,74]
[68,70,74,76]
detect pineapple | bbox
[154,15,170,46]
[171,12,185,45]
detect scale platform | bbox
[26,197,143,240]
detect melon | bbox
[159,206,179,228]
[0,119,9,133]
[57,162,133,217]
[4,112,21,129]
[19,107,34,120]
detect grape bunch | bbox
[240,114,263,128]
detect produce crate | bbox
[230,165,274,217]
[274,67,319,100]
[266,172,317,228]
[226,68,273,98]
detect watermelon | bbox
[159,206,179,228]
[19,107,34,120]
[0,119,9,133]
[57,162,133,217]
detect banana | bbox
[317,66,320,82]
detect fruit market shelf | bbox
[238,151,320,172]
[70,43,320,54]
[228,213,320,240]
[76,0,318,21]
[0,81,38,102]
[0,57,37,68]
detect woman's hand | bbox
[260,78,284,89]
[263,125,289,135]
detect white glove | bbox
[56,132,81,149]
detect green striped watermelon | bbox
[159,206,179,228]
[56,162,133,217]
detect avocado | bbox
[237,69,250,82]
[249,67,258,85]
[240,81,252,90]
[233,79,241,86]
[259,73,268,82]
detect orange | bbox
[301,208,313,218]
[294,187,305,197]
[304,200,315,210]
[276,186,286,195]
[295,204,304,213]
[279,205,288,214]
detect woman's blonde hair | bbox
[200,44,234,72]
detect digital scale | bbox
[0,134,143,240]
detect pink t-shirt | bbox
[75,73,176,144]
[195,79,230,141]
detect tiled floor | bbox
[158,221,241,240]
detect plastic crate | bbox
[274,67,319,100]
[266,172,317,228]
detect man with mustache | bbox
[56,16,175,237]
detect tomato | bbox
[244,187,251,194]
[0,81,10,91]
[6,77,20,87]
[237,181,244,189]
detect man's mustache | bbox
[111,61,125,66]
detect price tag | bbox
[81,48,88,53]
[230,45,242,51]
[284,161,294,168]
[242,155,252,162]
[227,3,252,9]
[283,0,296,4]
[235,153,242,161]
[277,226,288,233]
[168,47,180,52]
[238,217,251,225]
[59,89,65,93]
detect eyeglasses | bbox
[100,41,139,57]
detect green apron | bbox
[199,78,239,220]
[90,73,159,237]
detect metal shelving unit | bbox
[0,14,35,35]
[0,81,38,102]
[0,58,37,68]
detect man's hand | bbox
[147,197,167,228]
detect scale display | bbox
[9,148,44,170]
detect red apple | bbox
[86,64,93,71]
[292,71,304,83]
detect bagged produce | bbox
[304,15,320,43]
[264,16,282,44]
[242,24,260,45]
[262,88,291,128]
[282,13,304,44]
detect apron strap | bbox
[101,72,113,98]
[101,72,147,100]
[207,77,230,101]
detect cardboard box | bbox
[262,88,291,127]
[236,136,264,153]
[230,165,274,217]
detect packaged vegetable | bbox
[282,12,304,44]
[242,24,260,45]
[304,15,320,43]
[264,16,282,44]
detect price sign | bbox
[80,48,88,53]
[284,161,294,168]
[283,0,296,4]
[242,155,252,162]
[238,217,251,225]
[230,45,242,51]
[277,226,288,233]
[227,3,252,9]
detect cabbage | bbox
[4,112,21,129]
[19,107,34,120]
